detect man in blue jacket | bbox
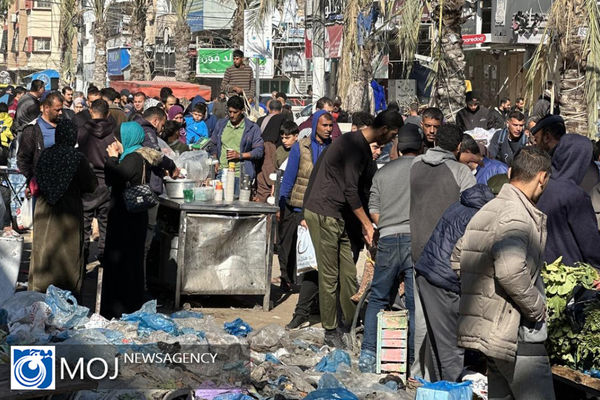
[210,96,264,190]
[280,109,332,328]
[415,183,495,381]
[458,134,508,185]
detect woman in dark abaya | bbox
[30,119,97,294]
[100,121,162,319]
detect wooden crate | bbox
[376,310,408,378]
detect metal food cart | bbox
[155,197,278,311]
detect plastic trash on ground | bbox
[249,323,286,351]
[416,379,473,400]
[171,310,204,319]
[318,373,345,390]
[314,349,351,372]
[45,285,90,329]
[224,318,253,337]
[6,301,52,344]
[303,388,360,400]
[1,290,46,321]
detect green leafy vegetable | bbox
[542,257,600,371]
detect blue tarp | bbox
[27,69,59,91]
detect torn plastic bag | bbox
[45,285,90,329]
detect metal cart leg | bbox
[263,213,275,311]
[174,211,187,310]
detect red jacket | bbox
[8,98,18,119]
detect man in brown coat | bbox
[456,147,555,400]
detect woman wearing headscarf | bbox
[167,104,187,144]
[101,121,163,319]
[30,119,97,294]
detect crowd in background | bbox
[1,50,600,400]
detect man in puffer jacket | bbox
[414,184,494,382]
[457,147,555,400]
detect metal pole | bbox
[256,57,260,102]
[312,0,325,104]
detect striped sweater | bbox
[221,64,256,98]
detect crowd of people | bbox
[1,50,600,399]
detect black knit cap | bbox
[397,123,423,152]
[530,115,564,136]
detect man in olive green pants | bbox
[304,209,357,333]
[302,110,403,348]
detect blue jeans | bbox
[362,233,415,365]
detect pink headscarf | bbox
[167,104,184,120]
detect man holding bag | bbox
[279,110,333,329]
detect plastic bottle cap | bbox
[228,162,236,169]
[216,182,223,190]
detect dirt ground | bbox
[18,231,367,331]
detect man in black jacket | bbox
[12,79,45,136]
[17,92,63,185]
[303,110,403,348]
[77,99,117,264]
[487,97,511,130]
[456,92,489,132]
[73,86,102,129]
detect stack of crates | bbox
[376,310,408,380]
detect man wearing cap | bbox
[358,123,422,372]
[456,92,490,132]
[532,114,600,194]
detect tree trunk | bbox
[93,24,108,87]
[558,0,588,134]
[346,39,375,113]
[230,0,245,49]
[129,0,151,80]
[431,1,466,122]
[174,22,191,81]
[59,0,77,86]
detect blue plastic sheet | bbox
[415,379,472,400]
[45,285,89,329]
[304,388,359,400]
[318,373,345,390]
[170,310,204,319]
[314,349,351,372]
[224,318,253,337]
[265,353,281,364]
[121,300,180,337]
[213,394,254,400]
[125,312,179,336]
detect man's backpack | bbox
[497,128,528,146]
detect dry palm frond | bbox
[525,0,599,136]
[394,0,425,77]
